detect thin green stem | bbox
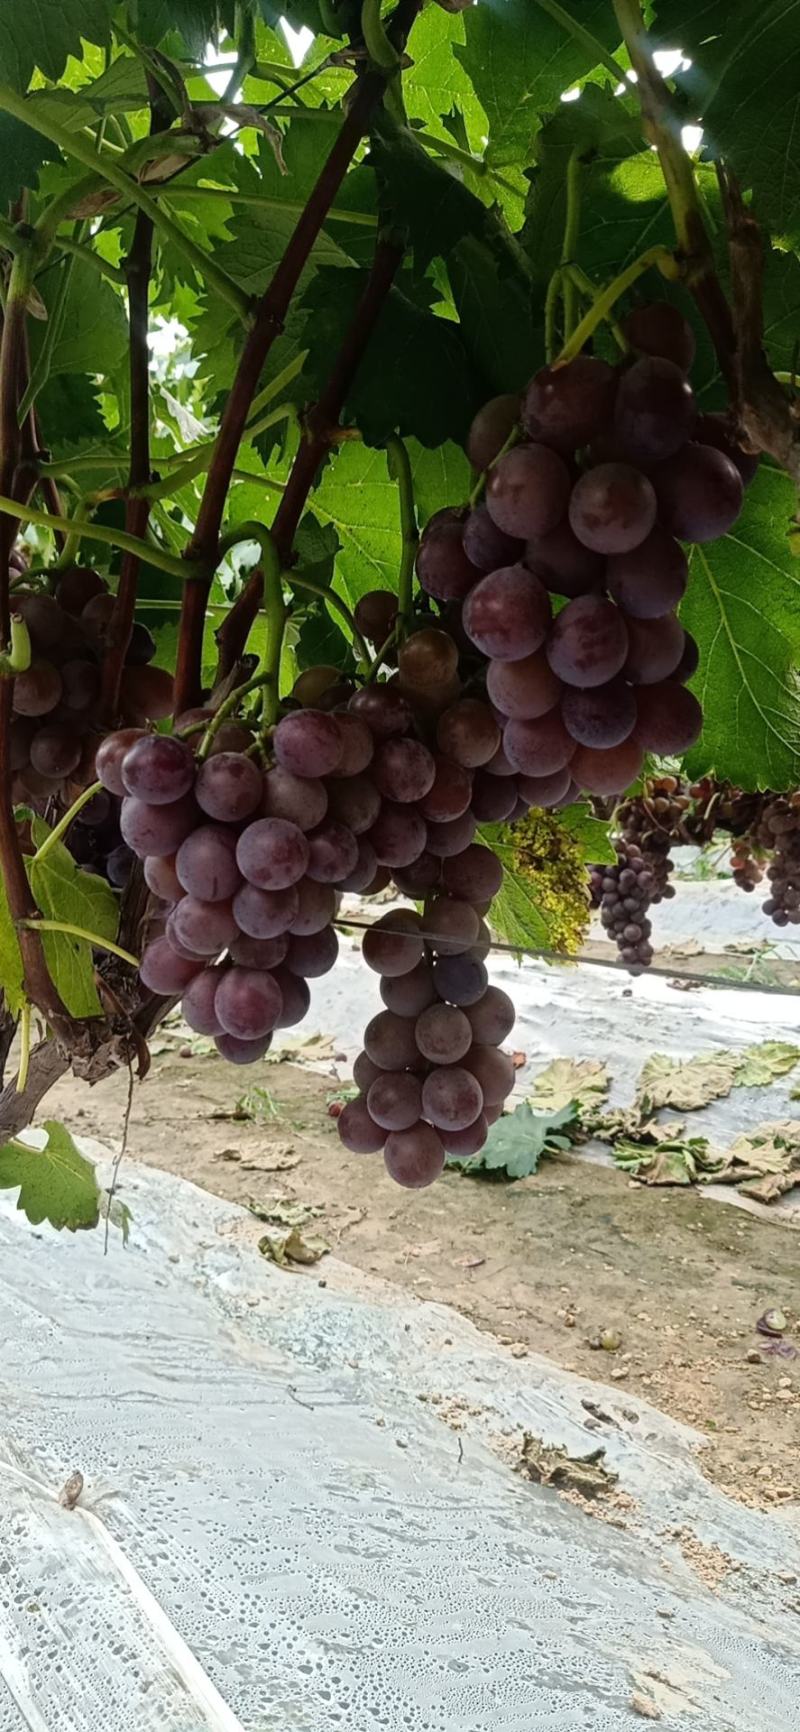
[19,251,75,423]
[16,1000,30,1094]
[260,549,287,731]
[420,131,521,198]
[21,919,140,968]
[0,82,251,321]
[532,0,625,86]
[385,434,416,634]
[468,422,521,508]
[31,782,103,865]
[151,182,378,227]
[553,245,679,366]
[0,615,31,676]
[197,671,272,757]
[0,213,125,285]
[561,150,582,340]
[564,263,628,351]
[545,266,564,364]
[0,494,207,580]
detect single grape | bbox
[362,866,392,895]
[120,792,198,858]
[292,664,341,706]
[652,442,743,541]
[437,698,500,768]
[305,820,359,883]
[284,925,339,978]
[348,683,413,739]
[462,563,551,662]
[692,412,758,486]
[468,918,492,962]
[614,356,694,461]
[525,518,605,599]
[368,801,427,867]
[622,301,696,371]
[380,959,437,1016]
[139,936,202,995]
[236,817,310,890]
[569,463,656,554]
[469,771,518,823]
[362,909,424,977]
[195,751,263,822]
[207,720,254,756]
[486,648,562,720]
[30,724,82,778]
[273,709,343,778]
[546,594,629,689]
[338,1096,386,1154]
[182,966,227,1035]
[82,592,115,634]
[419,757,473,823]
[372,737,436,804]
[271,966,311,1028]
[440,1115,489,1158]
[60,659,100,712]
[14,592,65,649]
[522,356,617,451]
[623,613,684,684]
[673,630,699,685]
[425,896,480,956]
[392,856,442,901]
[120,733,195,805]
[634,681,703,753]
[56,566,107,615]
[215,1032,273,1064]
[175,825,241,901]
[106,844,134,888]
[364,1009,419,1070]
[465,1044,515,1105]
[416,506,477,602]
[354,1050,382,1093]
[384,1123,445,1188]
[8,717,35,771]
[416,1002,472,1064]
[441,844,503,904]
[229,932,289,969]
[325,774,380,836]
[121,664,174,721]
[334,712,374,776]
[232,881,299,938]
[13,659,62,716]
[467,985,515,1044]
[486,445,571,539]
[214,968,283,1041]
[125,621,156,667]
[354,588,398,645]
[398,628,459,692]
[484,741,516,777]
[76,790,111,829]
[467,392,520,470]
[171,895,238,957]
[262,764,328,831]
[431,953,489,1006]
[339,839,379,892]
[425,811,477,858]
[517,766,573,810]
[143,852,182,902]
[288,876,337,935]
[569,737,645,795]
[367,1071,423,1132]
[606,526,687,620]
[561,679,637,749]
[462,503,523,576]
[422,1066,483,1132]
[503,710,576,777]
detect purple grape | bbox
[392,851,442,897]
[486,648,562,720]
[215,1032,273,1064]
[673,630,699,685]
[229,932,289,968]
[175,825,241,901]
[561,679,637,749]
[416,506,478,602]
[348,683,413,739]
[214,968,283,1041]
[143,853,182,901]
[692,412,758,486]
[606,526,688,620]
[623,613,684,684]
[384,1123,445,1188]
[465,1044,515,1105]
[170,895,238,957]
[569,737,645,796]
[106,844,134,888]
[288,876,337,935]
[422,1066,484,1132]
[503,711,576,776]
[441,844,503,903]
[431,953,489,1006]
[622,301,695,371]
[273,709,343,778]
[546,594,629,689]
[326,773,381,835]
[652,442,743,541]
[139,936,202,994]
[95,727,146,796]
[372,737,436,803]
[194,751,262,822]
[354,1050,382,1093]
[284,925,339,977]
[415,1002,472,1064]
[380,959,437,1015]
[419,757,473,823]
[236,818,310,890]
[262,764,328,830]
[440,1115,489,1158]
[425,811,477,858]
[232,880,299,938]
[569,463,656,554]
[462,563,551,662]
[368,801,427,867]
[305,820,359,883]
[462,503,522,574]
[522,356,617,452]
[364,1010,419,1070]
[634,681,703,753]
[486,445,571,540]
[120,733,195,804]
[271,966,311,1028]
[120,793,198,858]
[525,518,605,599]
[334,712,375,776]
[339,839,379,892]
[517,766,573,809]
[614,356,694,461]
[338,1097,385,1154]
[182,966,227,1035]
[467,392,520,469]
[470,771,518,823]
[367,1071,423,1132]
[362,909,424,977]
[437,699,500,769]
[467,985,515,1044]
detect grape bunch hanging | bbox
[13,303,758,1190]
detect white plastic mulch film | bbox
[0,1159,798,1731]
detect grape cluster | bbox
[417,303,756,801]
[589,840,656,971]
[9,563,172,808]
[757,796,800,926]
[96,694,519,1162]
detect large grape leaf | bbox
[456,0,622,169]
[0,0,112,90]
[681,468,800,790]
[652,0,800,246]
[0,879,25,1019]
[310,439,470,604]
[404,4,486,143]
[0,112,58,205]
[27,818,121,1018]
[28,257,128,381]
[0,1121,100,1231]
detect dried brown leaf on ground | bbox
[734,1042,800,1086]
[528,1057,610,1115]
[258,1226,329,1266]
[515,1435,618,1499]
[637,1051,741,1111]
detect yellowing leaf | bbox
[0,1121,100,1231]
[734,1043,800,1087]
[258,1226,329,1266]
[637,1051,741,1111]
[528,1058,609,1115]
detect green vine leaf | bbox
[311,439,469,604]
[0,0,113,91]
[452,1100,578,1180]
[0,112,58,205]
[0,1120,100,1231]
[681,468,800,790]
[27,818,120,1018]
[0,877,25,1019]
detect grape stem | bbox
[15,1001,31,1095]
[552,245,679,367]
[386,434,417,637]
[561,150,582,343]
[30,782,104,867]
[20,919,140,969]
[214,521,287,732]
[0,616,31,678]
[468,422,522,508]
[197,671,274,758]
[0,494,208,581]
[563,264,627,352]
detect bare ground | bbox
[45,1037,800,1514]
